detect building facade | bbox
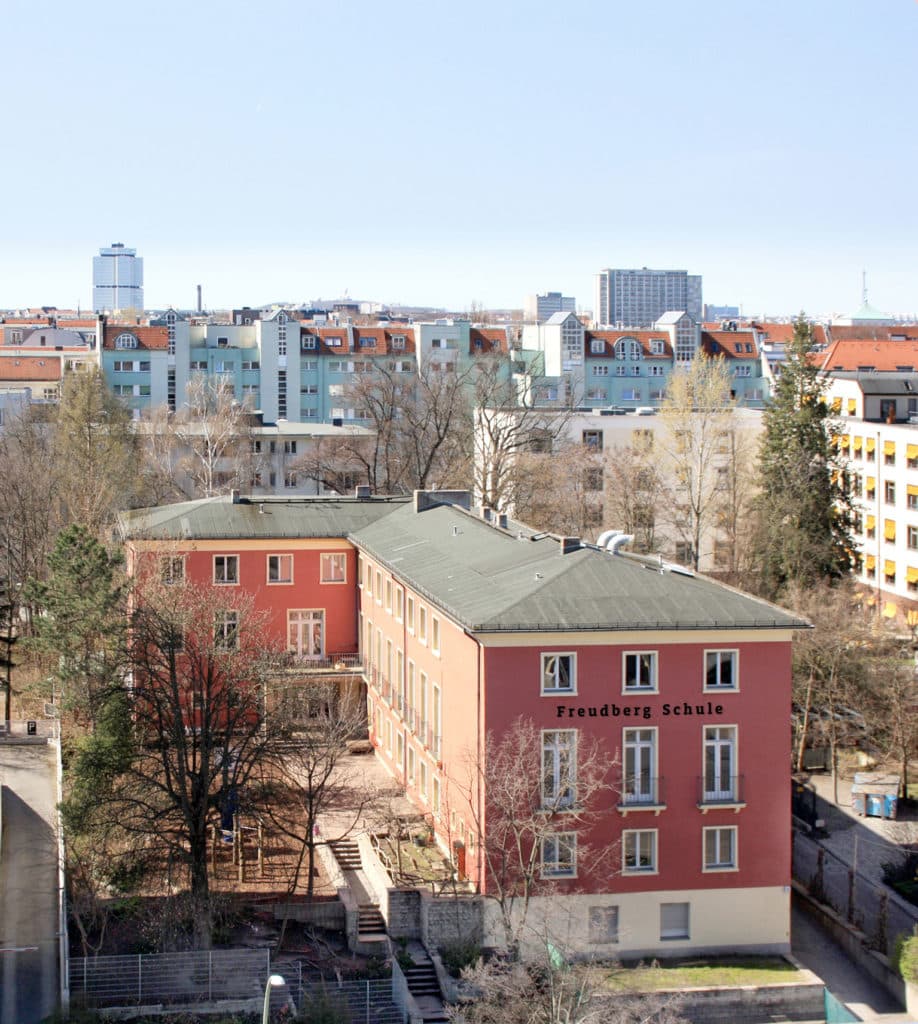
[594,268,702,328]
[524,292,576,324]
[93,243,144,313]
[120,490,803,959]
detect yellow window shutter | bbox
[885,519,897,541]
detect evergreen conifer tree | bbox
[754,315,854,597]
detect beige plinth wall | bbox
[482,886,790,960]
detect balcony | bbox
[618,776,666,816]
[697,775,746,812]
[274,652,363,676]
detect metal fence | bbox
[69,950,406,1022]
[793,829,918,957]
[69,948,271,1006]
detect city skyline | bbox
[2,0,917,317]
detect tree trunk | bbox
[189,834,213,949]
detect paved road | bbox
[0,743,60,1024]
[792,898,914,1022]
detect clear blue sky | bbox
[2,0,917,317]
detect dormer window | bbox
[590,339,605,354]
[391,336,406,350]
[115,333,138,349]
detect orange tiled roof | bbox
[701,332,759,359]
[0,356,62,381]
[751,321,829,346]
[102,325,169,351]
[817,339,918,372]
[469,329,509,355]
[828,325,918,342]
[585,330,673,359]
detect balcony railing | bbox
[275,652,363,674]
[698,775,745,806]
[619,776,664,808]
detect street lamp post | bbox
[262,973,285,1024]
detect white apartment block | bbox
[594,267,702,327]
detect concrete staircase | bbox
[329,838,362,872]
[357,903,387,940]
[403,951,448,1023]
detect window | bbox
[267,554,293,584]
[704,650,737,690]
[392,335,406,350]
[385,579,392,612]
[703,726,737,803]
[418,605,428,644]
[321,553,347,583]
[660,903,690,940]
[432,775,441,815]
[909,526,918,551]
[590,338,605,354]
[160,556,184,585]
[623,651,657,692]
[703,826,737,871]
[407,745,416,784]
[650,340,665,355]
[302,335,317,350]
[541,653,575,695]
[592,365,609,377]
[541,833,576,877]
[886,481,896,504]
[623,729,657,805]
[214,610,239,650]
[582,429,603,449]
[910,493,918,511]
[284,440,297,454]
[288,609,324,659]
[284,471,298,489]
[213,555,239,585]
[419,760,428,800]
[395,586,404,622]
[407,595,415,633]
[623,829,657,873]
[375,570,383,603]
[115,333,137,349]
[542,730,576,808]
[432,616,440,655]
[588,906,619,944]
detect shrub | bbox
[895,932,918,983]
[439,939,482,977]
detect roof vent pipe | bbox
[608,534,634,555]
[596,529,621,547]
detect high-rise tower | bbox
[93,243,144,313]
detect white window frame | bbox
[385,579,392,613]
[703,725,738,803]
[418,605,428,645]
[266,553,293,585]
[623,651,658,693]
[213,554,239,585]
[406,595,415,634]
[703,826,738,872]
[214,609,239,650]
[541,833,577,878]
[320,552,347,584]
[541,729,576,809]
[541,652,576,695]
[395,586,404,622]
[622,828,657,874]
[622,727,658,806]
[160,555,184,585]
[375,570,383,604]
[704,649,738,691]
[432,616,441,656]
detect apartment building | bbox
[594,268,702,328]
[119,489,803,959]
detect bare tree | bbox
[169,376,257,497]
[601,435,662,554]
[864,624,918,798]
[94,566,285,947]
[658,355,734,571]
[511,444,604,540]
[455,717,616,957]
[473,357,574,513]
[258,681,377,905]
[712,417,760,582]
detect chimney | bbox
[497,513,508,529]
[480,507,493,522]
[197,284,203,313]
[560,536,581,555]
[355,485,372,499]
[231,489,241,504]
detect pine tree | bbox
[754,315,854,598]
[27,525,128,729]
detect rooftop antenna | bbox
[862,269,868,306]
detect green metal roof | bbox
[351,502,807,633]
[118,494,410,541]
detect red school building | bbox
[120,490,805,959]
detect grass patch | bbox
[603,956,803,992]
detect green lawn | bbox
[602,956,804,992]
